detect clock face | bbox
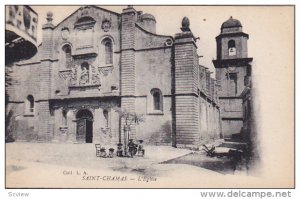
[228,66,236,71]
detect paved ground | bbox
[5,142,256,188]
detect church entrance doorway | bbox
[76,109,93,143]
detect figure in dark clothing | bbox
[116,143,123,157]
[128,139,137,158]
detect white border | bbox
[1,0,298,199]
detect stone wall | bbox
[216,66,247,97]
[6,6,223,148]
[174,31,201,146]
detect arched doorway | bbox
[76,109,93,143]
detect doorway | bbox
[76,109,93,143]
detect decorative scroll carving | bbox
[70,67,77,86]
[91,64,101,85]
[59,68,78,86]
[59,69,72,80]
[98,66,113,76]
[101,18,111,32]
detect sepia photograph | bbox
[5,5,294,188]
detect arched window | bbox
[151,89,163,111]
[101,38,113,66]
[62,44,72,68]
[105,41,113,65]
[26,95,34,113]
[103,109,109,128]
[228,40,236,56]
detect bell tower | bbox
[213,16,253,138]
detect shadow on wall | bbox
[14,120,37,141]
[11,119,52,142]
[5,110,15,142]
[148,121,172,145]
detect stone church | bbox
[6,6,252,147]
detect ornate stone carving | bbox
[60,63,103,87]
[59,67,77,86]
[98,66,113,76]
[70,67,77,86]
[59,69,72,80]
[101,18,111,32]
[181,17,191,32]
[91,64,101,85]
[79,64,89,85]
[61,27,70,40]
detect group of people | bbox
[97,139,145,158]
[117,139,145,158]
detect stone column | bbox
[38,12,55,141]
[94,108,101,144]
[120,6,137,143]
[68,109,76,143]
[174,17,200,147]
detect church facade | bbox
[6,6,252,147]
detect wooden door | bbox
[76,119,86,143]
[85,119,93,143]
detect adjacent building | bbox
[5,5,38,64]
[6,5,38,142]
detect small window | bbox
[105,41,113,65]
[153,92,160,110]
[103,109,109,128]
[151,88,163,111]
[62,44,72,68]
[101,38,113,66]
[26,95,34,114]
[228,40,236,56]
